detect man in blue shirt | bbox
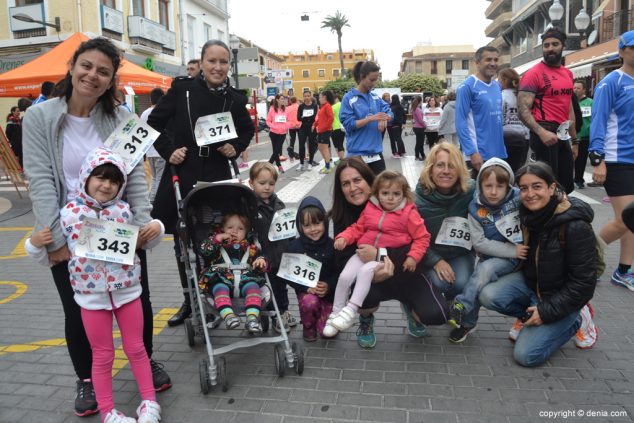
[456,46,506,173]
[32,81,54,105]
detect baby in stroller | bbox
[198,212,269,333]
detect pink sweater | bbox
[266,106,290,135]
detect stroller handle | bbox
[230,158,240,179]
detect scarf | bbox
[7,115,20,125]
[520,195,560,231]
[204,75,230,94]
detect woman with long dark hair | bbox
[499,68,529,173]
[23,37,171,417]
[266,93,289,173]
[387,94,406,157]
[314,90,335,173]
[411,95,426,161]
[5,106,22,167]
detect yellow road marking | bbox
[0,227,33,231]
[0,227,32,260]
[0,281,28,304]
[10,231,30,257]
[0,307,179,369]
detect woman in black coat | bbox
[387,94,406,157]
[148,39,255,326]
[479,161,598,367]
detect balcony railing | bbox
[485,11,512,38]
[601,9,633,44]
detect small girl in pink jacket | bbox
[324,170,431,336]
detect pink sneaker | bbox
[238,162,248,169]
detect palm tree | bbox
[321,11,350,79]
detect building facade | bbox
[486,0,513,67]
[400,44,477,90]
[275,48,375,94]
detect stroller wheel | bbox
[261,314,270,333]
[292,342,304,375]
[199,359,210,394]
[217,356,228,392]
[273,344,286,377]
[185,318,195,347]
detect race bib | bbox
[495,212,523,244]
[435,217,472,250]
[75,218,139,265]
[556,120,571,141]
[361,154,381,164]
[274,115,287,123]
[277,253,321,288]
[581,106,591,118]
[104,116,159,173]
[302,109,314,118]
[194,112,237,146]
[268,208,298,241]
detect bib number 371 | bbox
[194,112,237,146]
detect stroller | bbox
[171,167,304,393]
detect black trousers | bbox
[504,133,529,174]
[387,126,406,155]
[425,131,439,150]
[298,127,317,165]
[574,137,590,183]
[267,273,289,313]
[287,129,300,158]
[51,250,153,380]
[413,128,426,159]
[529,126,574,194]
[269,132,286,167]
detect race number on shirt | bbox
[268,208,298,241]
[556,120,571,141]
[194,112,237,146]
[104,115,160,173]
[495,212,523,244]
[302,109,314,118]
[435,217,472,250]
[277,253,321,288]
[75,218,139,265]
[361,154,381,164]
[274,115,287,123]
[581,106,592,118]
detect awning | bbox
[570,63,593,78]
[513,57,543,75]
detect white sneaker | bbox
[322,313,339,337]
[331,306,358,331]
[307,164,313,171]
[283,310,298,327]
[574,303,598,349]
[104,409,136,423]
[296,164,304,172]
[136,399,161,423]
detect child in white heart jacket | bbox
[28,147,164,423]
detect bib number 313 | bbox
[277,253,321,288]
[104,116,160,173]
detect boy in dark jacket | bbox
[285,196,338,341]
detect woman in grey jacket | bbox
[438,92,458,147]
[23,38,170,417]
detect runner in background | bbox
[573,80,593,189]
[331,94,346,162]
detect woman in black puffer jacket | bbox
[479,161,598,367]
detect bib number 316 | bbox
[277,253,321,288]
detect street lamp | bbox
[574,7,591,40]
[229,35,240,89]
[548,0,565,28]
[12,13,60,32]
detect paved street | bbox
[1,133,633,423]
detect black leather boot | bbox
[168,301,191,327]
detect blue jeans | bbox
[424,253,476,326]
[479,272,581,367]
[455,257,517,315]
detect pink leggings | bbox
[333,254,380,313]
[81,298,155,420]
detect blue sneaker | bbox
[356,314,376,349]
[401,303,428,337]
[611,269,634,291]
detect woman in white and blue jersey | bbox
[589,30,634,289]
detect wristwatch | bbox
[588,151,604,166]
[570,138,580,145]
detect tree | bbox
[322,79,356,98]
[385,73,444,96]
[321,11,350,79]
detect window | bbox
[187,15,195,61]
[333,69,340,77]
[302,70,310,78]
[415,61,422,73]
[158,0,169,27]
[431,60,438,75]
[217,29,225,43]
[462,59,469,70]
[16,0,43,4]
[318,69,325,77]
[445,60,453,73]
[566,0,584,35]
[132,0,145,16]
[203,23,212,42]
[519,34,528,54]
[327,54,333,60]
[101,0,116,7]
